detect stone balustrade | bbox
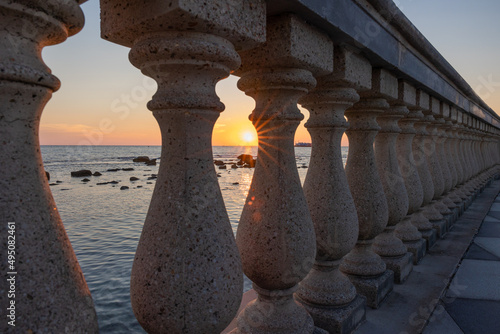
[1,0,499,333]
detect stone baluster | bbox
[371,76,413,283]
[410,91,438,250]
[434,104,458,224]
[457,113,473,199]
[294,46,368,333]
[442,106,462,207]
[393,82,427,265]
[422,98,451,237]
[233,14,332,334]
[0,1,98,332]
[449,109,468,205]
[439,104,462,226]
[461,114,477,198]
[100,1,266,332]
[340,69,394,309]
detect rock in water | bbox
[45,171,50,181]
[130,177,139,181]
[82,178,90,182]
[237,154,256,167]
[133,156,150,162]
[71,170,92,177]
[120,186,129,190]
[93,172,102,176]
[214,160,225,166]
[146,159,157,166]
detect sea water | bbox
[41,145,347,333]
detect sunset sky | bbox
[40,0,500,146]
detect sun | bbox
[241,130,257,146]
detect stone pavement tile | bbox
[429,226,481,258]
[490,203,500,211]
[484,215,500,223]
[476,222,500,238]
[488,211,500,221]
[423,308,464,334]
[356,270,450,334]
[445,298,500,334]
[464,243,500,261]
[446,259,500,301]
[474,237,500,259]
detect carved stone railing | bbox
[1,0,499,333]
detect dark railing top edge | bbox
[365,0,498,121]
[266,0,500,129]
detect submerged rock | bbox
[71,170,92,177]
[133,156,150,163]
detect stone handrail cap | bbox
[236,14,333,77]
[100,0,265,50]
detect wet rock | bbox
[231,164,238,169]
[120,186,129,190]
[122,168,134,171]
[107,168,120,172]
[214,160,225,166]
[109,181,119,184]
[97,182,108,186]
[219,165,227,170]
[49,183,57,186]
[146,182,153,184]
[232,182,239,185]
[71,170,92,177]
[56,180,63,184]
[82,178,90,182]
[133,156,150,163]
[93,172,102,176]
[146,159,157,166]
[45,171,50,181]
[137,185,143,188]
[237,154,256,167]
[130,177,139,181]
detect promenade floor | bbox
[356,178,500,334]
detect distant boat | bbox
[295,142,312,147]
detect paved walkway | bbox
[356,178,500,334]
[423,180,500,334]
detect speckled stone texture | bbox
[233,14,332,334]
[0,1,98,333]
[410,90,438,249]
[341,68,393,308]
[99,1,266,332]
[393,84,427,265]
[295,46,368,333]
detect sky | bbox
[40,0,500,146]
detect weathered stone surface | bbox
[0,1,98,332]
[297,59,366,331]
[233,14,332,334]
[100,0,266,50]
[127,25,246,333]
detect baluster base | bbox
[344,271,394,309]
[296,295,367,334]
[430,218,448,238]
[420,229,438,250]
[403,239,427,265]
[380,253,413,284]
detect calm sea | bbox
[41,145,348,333]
